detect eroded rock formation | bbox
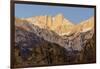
[12,14,96,68]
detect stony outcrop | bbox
[12,15,96,68]
[25,14,75,35]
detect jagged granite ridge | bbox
[13,16,96,68]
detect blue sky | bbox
[15,4,94,24]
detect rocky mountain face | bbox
[25,14,75,35]
[13,14,96,68]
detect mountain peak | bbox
[79,16,94,32]
[55,13,63,17]
[18,15,94,36]
[15,16,95,51]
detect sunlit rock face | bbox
[23,14,94,51]
[25,14,94,35]
[13,14,95,68]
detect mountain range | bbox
[24,14,94,35]
[13,14,96,68]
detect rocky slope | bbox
[23,14,94,51]
[25,14,94,35]
[12,15,96,68]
